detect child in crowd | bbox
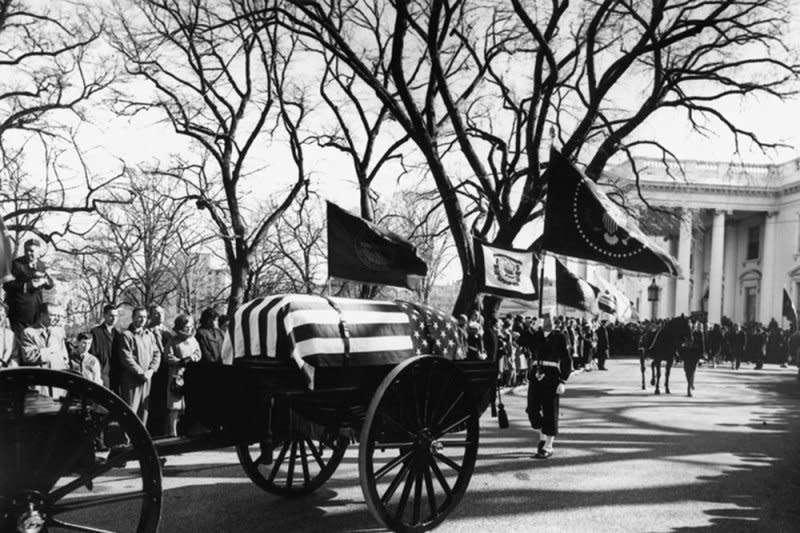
[70,332,102,385]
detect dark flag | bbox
[474,239,538,301]
[540,149,681,276]
[327,201,427,290]
[0,215,12,284]
[554,258,597,312]
[783,288,797,330]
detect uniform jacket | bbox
[519,328,572,383]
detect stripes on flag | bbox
[226,295,466,371]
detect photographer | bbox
[2,239,54,335]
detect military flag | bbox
[554,258,597,312]
[474,239,538,301]
[782,288,797,331]
[327,201,428,290]
[540,149,681,276]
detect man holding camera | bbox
[2,239,54,336]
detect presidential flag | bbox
[540,149,681,276]
[783,288,797,331]
[327,202,428,290]
[554,258,597,312]
[0,215,12,284]
[223,294,464,377]
[474,238,538,301]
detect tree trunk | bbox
[452,272,480,317]
[227,258,249,318]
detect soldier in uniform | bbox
[519,315,573,459]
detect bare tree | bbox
[111,0,310,315]
[0,1,119,244]
[266,0,799,315]
[381,188,457,304]
[67,170,210,317]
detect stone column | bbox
[759,211,778,324]
[675,208,693,316]
[707,210,726,324]
[691,226,706,312]
[722,220,737,320]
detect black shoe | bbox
[536,441,545,456]
[536,449,553,459]
[599,367,608,371]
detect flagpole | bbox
[538,251,546,318]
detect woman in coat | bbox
[166,314,201,437]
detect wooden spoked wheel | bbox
[359,356,479,532]
[0,368,161,533]
[236,432,348,497]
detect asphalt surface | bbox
[70,359,800,532]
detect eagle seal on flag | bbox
[541,149,680,276]
[493,254,523,286]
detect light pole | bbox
[648,278,660,320]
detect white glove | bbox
[556,383,566,395]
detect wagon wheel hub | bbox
[417,429,443,455]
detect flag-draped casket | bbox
[223,294,465,376]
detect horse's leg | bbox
[654,361,661,394]
[650,359,656,386]
[640,352,646,390]
[665,358,672,394]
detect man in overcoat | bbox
[119,307,160,424]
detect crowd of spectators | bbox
[0,239,228,441]
[459,309,800,389]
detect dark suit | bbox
[3,257,54,330]
[90,324,121,390]
[596,325,610,370]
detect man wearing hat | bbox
[519,314,573,458]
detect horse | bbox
[640,315,692,395]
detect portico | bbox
[603,157,800,325]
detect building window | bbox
[746,226,760,260]
[744,286,757,323]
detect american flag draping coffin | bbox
[221,294,466,387]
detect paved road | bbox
[83,359,800,532]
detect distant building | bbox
[591,156,800,325]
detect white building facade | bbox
[580,157,800,326]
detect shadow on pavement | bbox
[153,369,800,532]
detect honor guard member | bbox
[519,314,572,458]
